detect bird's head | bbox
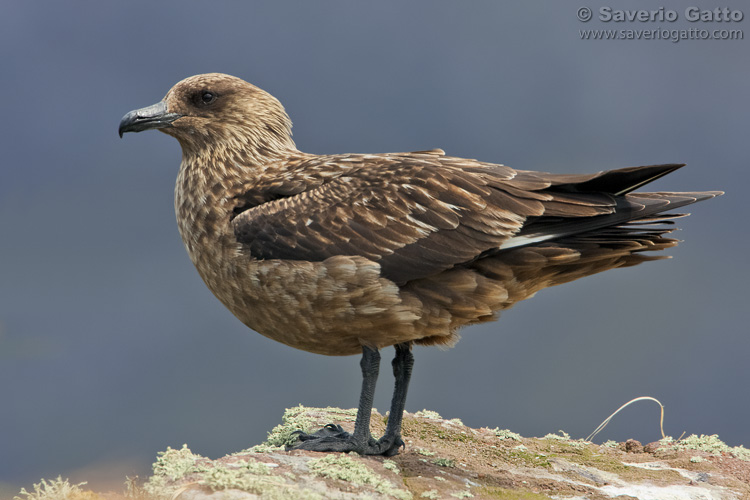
[119,73,295,158]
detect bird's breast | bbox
[173,168,426,355]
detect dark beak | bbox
[118,101,183,137]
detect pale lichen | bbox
[659,434,750,461]
[383,459,400,473]
[490,428,522,441]
[433,458,456,468]
[308,454,411,499]
[143,444,206,497]
[260,405,360,448]
[14,476,95,500]
[543,430,585,448]
[414,409,443,420]
[264,405,319,447]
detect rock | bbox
[625,439,644,453]
[644,441,661,454]
[15,407,750,499]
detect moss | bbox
[474,486,552,499]
[14,477,98,500]
[451,490,474,498]
[562,446,689,484]
[426,425,476,443]
[542,430,585,449]
[308,454,411,499]
[659,434,750,460]
[556,445,626,472]
[507,446,552,468]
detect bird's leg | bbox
[290,343,414,456]
[290,345,381,453]
[351,344,381,445]
[374,342,414,456]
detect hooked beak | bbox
[118,101,183,137]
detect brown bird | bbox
[119,73,720,456]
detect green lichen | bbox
[432,458,456,468]
[507,445,552,468]
[542,430,585,449]
[420,490,439,499]
[659,434,750,460]
[308,454,411,499]
[416,448,436,456]
[261,405,360,448]
[474,486,552,499]
[414,409,443,420]
[447,418,464,426]
[202,466,268,492]
[152,444,204,479]
[490,428,522,441]
[690,456,706,463]
[143,444,206,497]
[451,490,474,498]
[202,465,323,500]
[264,405,319,447]
[602,440,619,448]
[14,477,93,500]
[383,459,400,473]
[244,443,285,454]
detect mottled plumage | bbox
[120,73,720,455]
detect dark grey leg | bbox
[291,346,381,453]
[376,342,414,456]
[290,343,414,456]
[352,345,380,444]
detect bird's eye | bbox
[201,91,217,105]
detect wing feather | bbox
[231,154,716,283]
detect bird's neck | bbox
[173,145,295,272]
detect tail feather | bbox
[498,189,721,252]
[548,163,686,196]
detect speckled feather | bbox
[145,73,720,356]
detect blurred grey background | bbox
[1,0,747,494]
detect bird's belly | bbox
[196,254,425,356]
